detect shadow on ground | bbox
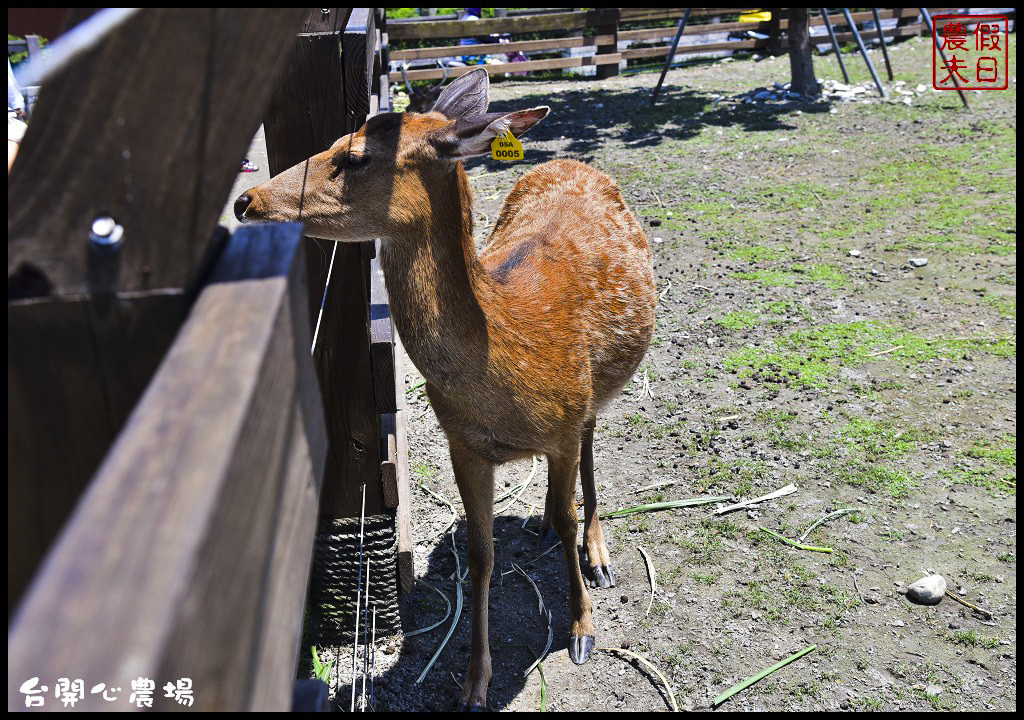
[464,79,836,168]
[356,510,665,712]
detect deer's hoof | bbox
[536,525,559,552]
[589,564,617,589]
[456,702,488,712]
[569,634,595,665]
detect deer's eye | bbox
[330,153,368,179]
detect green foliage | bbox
[311,646,334,684]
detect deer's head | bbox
[233,68,548,243]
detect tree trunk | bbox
[788,8,820,96]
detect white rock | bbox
[908,258,928,268]
[907,574,947,605]
[849,249,861,257]
[916,84,927,93]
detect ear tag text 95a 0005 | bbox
[491,132,524,161]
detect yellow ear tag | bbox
[491,132,524,161]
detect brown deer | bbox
[234,68,656,710]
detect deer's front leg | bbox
[450,441,496,711]
[546,447,596,665]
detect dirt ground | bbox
[278,36,1016,711]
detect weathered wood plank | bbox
[370,251,397,414]
[6,223,326,712]
[390,34,616,62]
[622,39,765,60]
[7,8,306,296]
[393,332,414,595]
[387,8,619,40]
[7,289,188,613]
[343,8,376,119]
[389,53,623,83]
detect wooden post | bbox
[592,7,620,79]
[767,11,784,56]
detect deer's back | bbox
[480,159,656,412]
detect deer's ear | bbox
[431,67,490,120]
[433,106,550,160]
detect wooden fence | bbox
[8,7,404,711]
[387,7,962,82]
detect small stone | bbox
[848,249,861,257]
[653,236,664,243]
[915,84,927,93]
[907,574,947,605]
[908,258,928,268]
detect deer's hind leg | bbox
[580,418,615,588]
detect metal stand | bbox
[871,8,895,80]
[820,9,850,84]
[651,8,692,105]
[841,8,886,96]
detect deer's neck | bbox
[379,165,492,392]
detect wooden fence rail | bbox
[387,7,968,83]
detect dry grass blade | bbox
[865,345,903,357]
[602,496,730,519]
[715,484,797,515]
[405,579,452,638]
[637,546,657,616]
[513,562,554,677]
[496,455,540,513]
[659,279,672,302]
[944,589,994,618]
[630,479,679,495]
[798,508,855,542]
[416,534,465,683]
[598,647,679,712]
[713,644,817,706]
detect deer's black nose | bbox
[233,193,252,222]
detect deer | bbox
[234,68,656,711]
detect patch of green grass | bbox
[939,462,1016,496]
[838,417,935,460]
[795,263,849,289]
[835,463,915,498]
[716,309,759,330]
[949,629,1000,649]
[626,412,648,428]
[728,244,780,263]
[664,642,694,668]
[983,295,1015,318]
[412,460,438,479]
[725,321,1016,390]
[967,434,1016,466]
[731,269,799,287]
